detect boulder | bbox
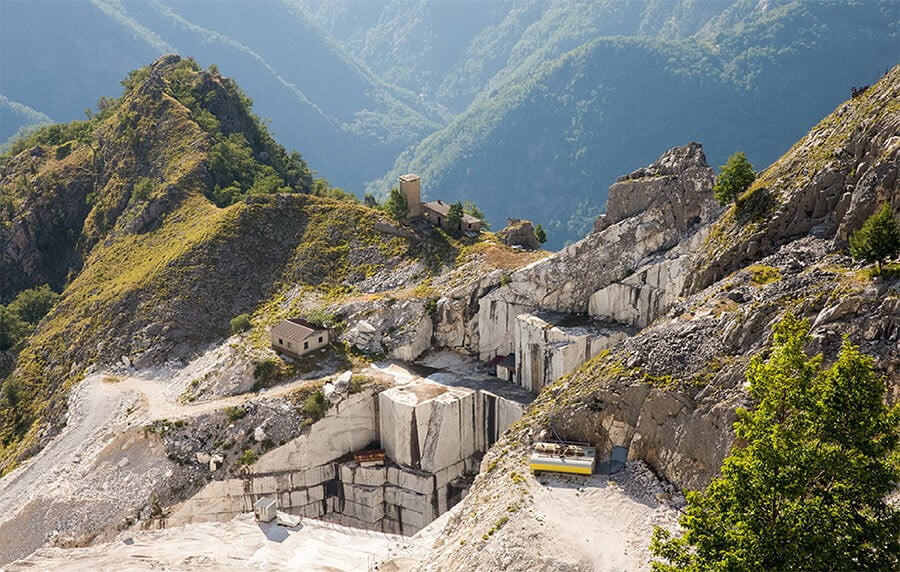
[323,382,343,404]
[253,426,267,443]
[333,371,352,393]
[496,219,541,250]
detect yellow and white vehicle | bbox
[529,441,596,475]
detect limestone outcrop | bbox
[495,219,542,250]
[433,271,505,353]
[338,298,433,360]
[476,143,717,387]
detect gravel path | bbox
[0,367,329,566]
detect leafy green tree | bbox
[713,152,755,205]
[534,223,547,244]
[463,200,490,229]
[0,285,59,350]
[312,177,357,202]
[0,307,27,350]
[849,204,900,275]
[229,313,252,334]
[651,314,900,571]
[382,187,408,221]
[8,285,59,325]
[446,202,464,230]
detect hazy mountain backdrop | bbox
[2,0,897,245]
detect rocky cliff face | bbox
[410,66,900,571]
[689,66,900,293]
[476,142,717,361]
[0,147,95,301]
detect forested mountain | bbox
[367,0,899,244]
[2,0,897,245]
[0,0,437,190]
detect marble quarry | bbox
[169,377,528,536]
[514,312,629,393]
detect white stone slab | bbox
[254,392,377,473]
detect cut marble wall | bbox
[379,382,526,473]
[514,312,628,393]
[589,227,710,328]
[168,378,524,536]
[477,296,533,361]
[253,391,378,473]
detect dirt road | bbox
[0,368,325,566]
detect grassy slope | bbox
[0,57,430,473]
[698,64,900,287]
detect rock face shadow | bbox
[596,445,629,475]
[257,521,298,543]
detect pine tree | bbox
[713,151,755,205]
[446,201,464,230]
[383,187,408,221]
[849,204,900,275]
[651,314,900,570]
[534,223,547,244]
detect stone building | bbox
[422,199,482,232]
[398,173,482,233]
[399,174,423,219]
[270,318,329,357]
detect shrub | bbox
[0,307,27,351]
[229,313,252,334]
[849,204,900,275]
[301,390,329,421]
[131,177,154,201]
[238,449,258,466]
[253,357,283,388]
[348,375,368,394]
[534,223,547,244]
[304,307,335,328]
[713,152,755,205]
[424,296,439,316]
[0,285,60,350]
[224,406,246,422]
[747,264,781,285]
[8,284,60,324]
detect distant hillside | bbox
[3,0,897,245]
[371,0,898,246]
[0,0,437,190]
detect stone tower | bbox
[399,174,423,219]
